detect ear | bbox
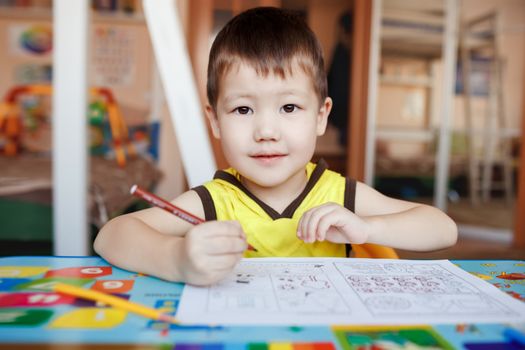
[205,105,221,139]
[316,97,332,136]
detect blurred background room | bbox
[0,0,524,259]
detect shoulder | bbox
[195,168,248,200]
[168,189,207,229]
[314,160,355,193]
[173,189,205,217]
[129,189,204,236]
[190,171,244,221]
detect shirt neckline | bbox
[213,159,328,220]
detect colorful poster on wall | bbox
[8,24,53,57]
[91,26,136,87]
[14,64,52,84]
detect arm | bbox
[94,190,248,285]
[297,182,457,251]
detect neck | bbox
[240,169,308,214]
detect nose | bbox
[253,113,280,141]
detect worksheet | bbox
[177,258,525,325]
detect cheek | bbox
[220,131,248,168]
[286,121,317,143]
[287,125,318,159]
[287,133,317,156]
[219,125,245,150]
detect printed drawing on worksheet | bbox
[176,258,525,325]
[209,262,345,314]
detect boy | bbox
[94,7,457,286]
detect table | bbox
[0,154,161,231]
[0,257,524,350]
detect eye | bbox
[233,106,253,115]
[281,104,298,113]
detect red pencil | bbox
[130,184,257,251]
[131,184,204,225]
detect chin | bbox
[235,168,281,186]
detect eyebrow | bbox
[222,93,254,104]
[225,90,307,101]
[280,90,309,97]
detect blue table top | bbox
[0,256,524,350]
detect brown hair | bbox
[206,7,327,110]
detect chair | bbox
[352,243,399,258]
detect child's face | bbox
[207,62,332,190]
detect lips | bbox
[250,153,286,159]
[250,153,287,162]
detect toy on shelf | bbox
[0,84,135,167]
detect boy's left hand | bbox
[297,202,370,244]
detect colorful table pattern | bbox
[0,257,523,350]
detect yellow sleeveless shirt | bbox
[192,159,356,258]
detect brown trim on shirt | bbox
[192,185,217,221]
[213,159,329,220]
[344,177,357,213]
[344,177,357,257]
[195,160,355,257]
[214,171,281,219]
[281,159,328,218]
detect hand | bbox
[297,202,370,244]
[177,221,247,286]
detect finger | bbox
[207,252,244,271]
[298,207,319,242]
[305,204,337,243]
[316,210,344,242]
[206,236,248,255]
[224,221,246,240]
[301,208,317,243]
[199,221,245,239]
[301,206,326,243]
[207,264,243,285]
[297,211,310,242]
[315,205,338,242]
[227,220,247,239]
[324,229,349,244]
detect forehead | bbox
[218,61,315,95]
[224,61,307,80]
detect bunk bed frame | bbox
[460,11,516,206]
[366,0,458,211]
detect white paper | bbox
[176,258,525,325]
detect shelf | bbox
[380,74,433,87]
[376,128,436,141]
[0,6,145,24]
[0,6,51,21]
[92,11,145,25]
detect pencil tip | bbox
[130,184,137,194]
[158,314,178,324]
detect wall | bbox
[0,14,153,125]
[0,5,187,201]
[308,0,351,67]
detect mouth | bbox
[250,154,287,161]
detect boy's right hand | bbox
[176,220,247,286]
